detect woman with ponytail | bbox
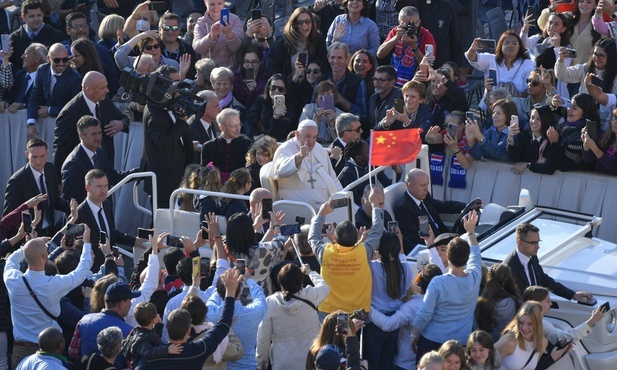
[365,231,413,370]
[255,263,330,370]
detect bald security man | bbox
[4,231,92,368]
[16,327,68,370]
[53,71,131,179]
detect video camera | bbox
[118,67,206,117]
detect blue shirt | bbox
[369,255,413,313]
[413,244,482,344]
[468,126,510,161]
[206,279,267,370]
[16,352,69,370]
[4,243,92,343]
[326,15,380,56]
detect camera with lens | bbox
[402,21,418,38]
[118,67,206,117]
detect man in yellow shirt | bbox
[308,190,384,319]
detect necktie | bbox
[419,201,439,234]
[95,103,101,121]
[17,75,31,103]
[38,174,51,225]
[92,153,99,169]
[208,126,215,140]
[30,33,36,40]
[97,208,108,235]
[528,260,537,286]
[50,74,59,94]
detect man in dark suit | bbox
[54,71,130,179]
[395,168,469,254]
[3,139,70,236]
[3,43,47,126]
[8,0,67,70]
[187,90,220,163]
[61,116,138,203]
[142,65,194,209]
[62,12,119,96]
[75,169,144,271]
[355,185,393,230]
[27,43,82,128]
[201,108,253,183]
[502,222,594,303]
[330,113,364,175]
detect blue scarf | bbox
[429,152,466,189]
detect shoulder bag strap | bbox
[522,349,537,369]
[22,275,58,321]
[289,293,318,311]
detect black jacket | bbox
[9,24,66,69]
[507,131,557,175]
[268,33,329,79]
[122,326,167,368]
[502,249,575,300]
[244,95,300,141]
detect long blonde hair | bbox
[503,301,545,353]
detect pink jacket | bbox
[192,13,243,69]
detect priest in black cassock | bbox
[201,108,254,183]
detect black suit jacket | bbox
[7,69,34,104]
[75,199,136,272]
[200,135,253,173]
[61,145,137,203]
[142,103,193,209]
[187,115,217,163]
[9,24,66,70]
[53,92,130,179]
[394,192,465,254]
[330,138,346,176]
[355,207,393,231]
[502,250,575,300]
[3,162,70,235]
[27,63,82,120]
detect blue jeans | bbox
[364,321,398,370]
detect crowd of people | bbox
[0,0,616,369]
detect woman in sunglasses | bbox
[268,7,328,80]
[114,30,179,71]
[233,45,270,108]
[244,74,300,141]
[289,60,326,108]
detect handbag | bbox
[22,275,58,321]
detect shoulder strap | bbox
[522,349,537,369]
[22,275,58,321]
[288,294,318,311]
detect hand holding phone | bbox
[330,198,349,209]
[273,95,286,116]
[261,198,273,219]
[236,259,246,275]
[220,8,230,27]
[418,215,429,237]
[336,312,349,333]
[22,212,32,233]
[394,99,404,114]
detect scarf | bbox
[191,322,229,363]
[219,92,233,109]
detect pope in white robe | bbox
[270,120,343,210]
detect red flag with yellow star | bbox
[369,129,423,166]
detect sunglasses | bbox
[162,25,180,31]
[306,68,321,74]
[270,85,286,93]
[144,44,161,51]
[52,57,70,64]
[295,19,312,25]
[526,78,540,87]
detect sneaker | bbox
[457,79,469,88]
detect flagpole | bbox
[368,130,373,190]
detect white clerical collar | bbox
[407,191,422,207]
[220,134,233,143]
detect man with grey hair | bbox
[201,108,253,183]
[209,66,245,121]
[270,119,342,210]
[317,42,368,120]
[188,90,221,159]
[193,58,216,92]
[0,43,47,118]
[81,326,123,368]
[376,6,436,87]
[331,113,364,174]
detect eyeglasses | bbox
[144,44,161,51]
[593,52,607,59]
[306,68,321,74]
[346,126,362,133]
[526,79,540,87]
[270,85,286,93]
[373,77,393,83]
[503,41,519,47]
[295,19,312,25]
[161,25,180,32]
[51,57,70,64]
[243,59,260,65]
[520,239,541,245]
[69,24,89,31]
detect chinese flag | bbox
[370,129,422,166]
